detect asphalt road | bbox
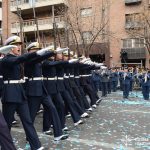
[1,90,150,150]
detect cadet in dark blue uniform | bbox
[111,69,119,92]
[107,69,112,94]
[0,49,16,150]
[42,58,68,132]
[0,110,16,150]
[24,43,68,141]
[55,53,84,126]
[139,70,150,100]
[0,54,4,97]
[1,36,43,150]
[79,63,97,108]
[63,52,90,116]
[73,61,92,112]
[100,68,108,97]
[122,69,132,99]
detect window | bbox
[125,13,142,28]
[82,31,92,43]
[123,38,145,48]
[80,7,92,17]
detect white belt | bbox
[4,79,25,84]
[29,77,43,81]
[58,77,64,80]
[75,76,80,78]
[24,77,28,80]
[81,75,88,77]
[70,75,74,78]
[43,77,57,80]
[64,76,69,79]
[0,76,3,79]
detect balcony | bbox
[125,0,142,5]
[121,47,146,59]
[10,0,67,13]
[11,16,65,34]
[125,22,142,29]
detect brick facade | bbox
[2,0,150,68]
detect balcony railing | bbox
[10,0,67,12]
[125,22,142,29]
[11,16,65,33]
[125,0,142,5]
[121,47,146,59]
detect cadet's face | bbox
[12,44,21,56]
[56,53,63,60]
[63,56,68,61]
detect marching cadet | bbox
[0,46,16,150]
[63,52,90,116]
[54,52,84,126]
[79,59,98,108]
[107,68,112,94]
[139,70,150,100]
[42,53,68,132]
[0,110,16,150]
[84,61,102,105]
[24,42,68,141]
[122,68,132,100]
[71,56,93,112]
[111,68,119,92]
[92,70,100,92]
[0,36,43,150]
[100,67,108,97]
[0,53,4,98]
[118,68,124,91]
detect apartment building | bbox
[109,0,150,68]
[3,0,67,48]
[2,0,150,67]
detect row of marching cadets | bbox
[92,66,150,101]
[0,35,103,150]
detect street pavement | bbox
[3,90,150,150]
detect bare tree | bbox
[63,0,111,57]
[125,6,150,54]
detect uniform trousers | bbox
[64,79,84,115]
[107,81,112,94]
[112,81,117,92]
[82,84,97,105]
[0,111,16,150]
[2,102,41,150]
[28,94,62,137]
[101,82,108,97]
[123,84,130,98]
[142,85,150,100]
[60,90,81,123]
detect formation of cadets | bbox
[92,66,150,100]
[0,35,149,150]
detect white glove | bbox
[69,58,79,63]
[36,47,49,56]
[55,47,69,54]
[0,45,18,54]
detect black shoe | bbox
[43,130,53,135]
[12,120,19,125]
[37,109,44,114]
[54,134,69,141]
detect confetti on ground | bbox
[10,90,149,150]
